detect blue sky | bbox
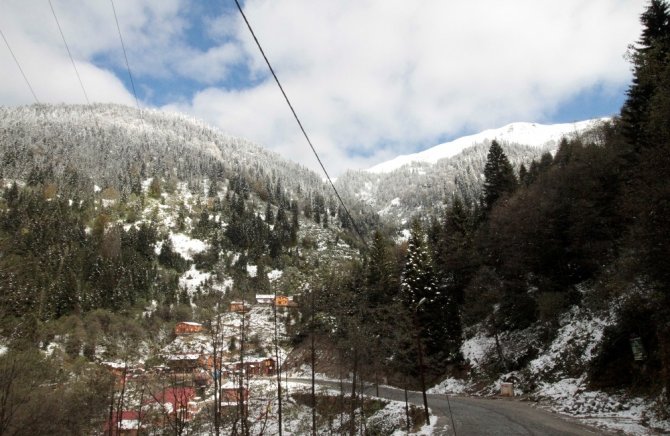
[0,0,644,175]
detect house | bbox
[104,410,144,436]
[174,321,204,336]
[230,357,276,377]
[274,295,298,308]
[166,353,212,373]
[255,294,274,305]
[166,353,200,372]
[101,361,139,387]
[230,301,250,313]
[274,295,289,307]
[145,387,198,423]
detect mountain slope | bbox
[336,118,608,225]
[367,119,606,174]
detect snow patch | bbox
[428,378,470,395]
[169,233,207,260]
[179,265,211,295]
[267,269,282,282]
[247,264,257,278]
[461,332,495,369]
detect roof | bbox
[166,353,200,361]
[177,321,203,327]
[101,361,127,369]
[149,387,196,406]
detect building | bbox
[145,387,198,423]
[255,294,274,305]
[174,321,204,336]
[230,301,250,313]
[274,295,298,308]
[230,357,276,377]
[166,353,213,373]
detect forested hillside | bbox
[0,1,669,434]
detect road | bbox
[288,378,607,435]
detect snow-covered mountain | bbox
[367,119,606,174]
[336,118,608,225]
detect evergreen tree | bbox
[620,0,670,148]
[365,231,398,308]
[400,220,435,308]
[481,140,518,213]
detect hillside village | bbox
[100,298,291,435]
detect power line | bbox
[109,0,142,115]
[0,27,40,103]
[48,0,89,104]
[232,0,369,251]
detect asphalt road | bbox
[288,378,606,435]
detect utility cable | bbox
[109,0,142,116]
[48,0,89,104]
[0,27,40,103]
[232,0,369,251]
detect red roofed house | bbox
[146,387,199,423]
[174,321,204,336]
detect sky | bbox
[0,0,645,176]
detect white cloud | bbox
[169,0,642,174]
[1,0,644,175]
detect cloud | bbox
[1,0,644,175]
[169,0,642,175]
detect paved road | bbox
[288,378,606,435]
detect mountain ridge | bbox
[367,118,608,174]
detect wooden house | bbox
[230,301,250,313]
[166,353,212,373]
[274,295,298,308]
[145,387,198,423]
[231,358,276,377]
[174,321,204,336]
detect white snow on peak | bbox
[367,118,606,174]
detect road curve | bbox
[288,378,608,435]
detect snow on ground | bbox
[268,269,283,282]
[528,306,610,378]
[367,119,605,173]
[534,377,670,435]
[179,265,212,295]
[428,378,470,395]
[169,233,207,260]
[461,331,495,370]
[247,264,257,278]
[378,197,402,217]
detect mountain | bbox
[0,103,381,235]
[335,118,608,225]
[367,119,606,173]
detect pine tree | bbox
[400,220,435,308]
[481,140,518,213]
[620,0,670,148]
